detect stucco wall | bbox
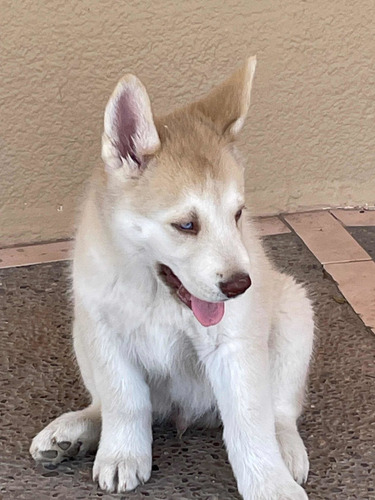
[1,0,375,245]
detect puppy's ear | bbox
[194,56,256,139]
[102,75,160,175]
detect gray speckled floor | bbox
[1,233,374,500]
[346,226,375,260]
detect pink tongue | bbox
[191,296,225,327]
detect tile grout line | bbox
[0,257,73,270]
[0,237,75,251]
[322,257,373,265]
[328,209,348,229]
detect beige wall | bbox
[1,0,375,245]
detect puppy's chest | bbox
[102,276,198,374]
[127,324,198,376]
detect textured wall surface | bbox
[1,0,375,245]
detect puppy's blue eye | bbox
[180,222,194,230]
[172,221,198,234]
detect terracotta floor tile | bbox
[253,216,291,236]
[330,209,375,226]
[0,240,74,269]
[325,260,375,330]
[284,211,371,264]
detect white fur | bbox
[31,67,314,500]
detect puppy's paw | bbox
[276,426,309,485]
[30,408,100,464]
[277,481,308,500]
[93,451,151,493]
[244,477,308,500]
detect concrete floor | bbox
[1,231,374,500]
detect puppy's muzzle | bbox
[219,273,251,298]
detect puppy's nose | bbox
[219,273,251,298]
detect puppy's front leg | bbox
[201,337,308,500]
[88,322,152,493]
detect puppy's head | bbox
[101,57,257,326]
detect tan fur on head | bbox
[100,57,256,214]
[102,56,256,173]
[192,56,257,139]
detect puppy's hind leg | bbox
[270,275,314,485]
[30,318,101,464]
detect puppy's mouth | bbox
[158,264,225,327]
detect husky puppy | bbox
[31,57,314,500]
